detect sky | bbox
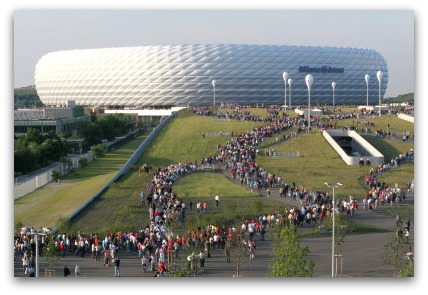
[13,9,414,98]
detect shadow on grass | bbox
[361,136,403,162]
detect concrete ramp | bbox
[323,130,384,165]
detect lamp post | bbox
[31,232,46,277]
[332,82,336,107]
[324,182,343,278]
[365,74,370,107]
[305,74,313,130]
[377,71,383,117]
[212,80,216,107]
[288,78,292,109]
[283,72,289,110]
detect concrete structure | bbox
[295,108,323,116]
[323,129,384,165]
[14,106,91,136]
[397,113,414,123]
[35,44,388,107]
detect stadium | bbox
[34,44,388,107]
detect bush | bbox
[51,170,62,182]
[91,144,107,158]
[79,157,88,168]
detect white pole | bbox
[35,234,39,277]
[365,74,370,107]
[283,72,288,110]
[212,80,216,107]
[332,186,335,278]
[288,78,292,109]
[305,74,313,130]
[377,71,383,117]
[332,82,336,107]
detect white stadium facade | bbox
[34,44,388,107]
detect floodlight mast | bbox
[305,74,313,130]
[283,72,289,110]
[377,71,383,117]
[324,182,343,277]
[365,74,370,107]
[212,80,216,107]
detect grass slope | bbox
[137,111,261,168]
[14,133,148,229]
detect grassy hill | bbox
[15,109,414,234]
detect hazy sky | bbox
[14,10,414,97]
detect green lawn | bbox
[14,133,148,229]
[362,135,413,163]
[332,115,414,135]
[171,172,259,199]
[255,132,414,200]
[256,133,369,199]
[137,111,261,168]
[16,110,414,236]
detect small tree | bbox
[381,230,412,277]
[51,170,62,184]
[43,238,60,274]
[398,260,414,277]
[324,211,346,257]
[228,232,248,277]
[79,157,88,168]
[91,144,107,159]
[268,224,314,277]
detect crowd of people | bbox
[15,104,414,277]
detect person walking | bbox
[114,256,121,277]
[225,244,231,263]
[74,263,80,277]
[215,195,220,207]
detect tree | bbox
[381,229,412,277]
[51,170,62,184]
[268,224,314,277]
[43,238,60,276]
[227,232,248,277]
[79,157,88,168]
[91,144,107,159]
[324,210,346,258]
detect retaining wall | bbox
[67,110,180,221]
[397,113,414,123]
[322,129,384,165]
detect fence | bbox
[200,164,215,171]
[211,117,231,122]
[67,110,180,221]
[14,151,93,200]
[205,131,230,137]
[263,149,300,158]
